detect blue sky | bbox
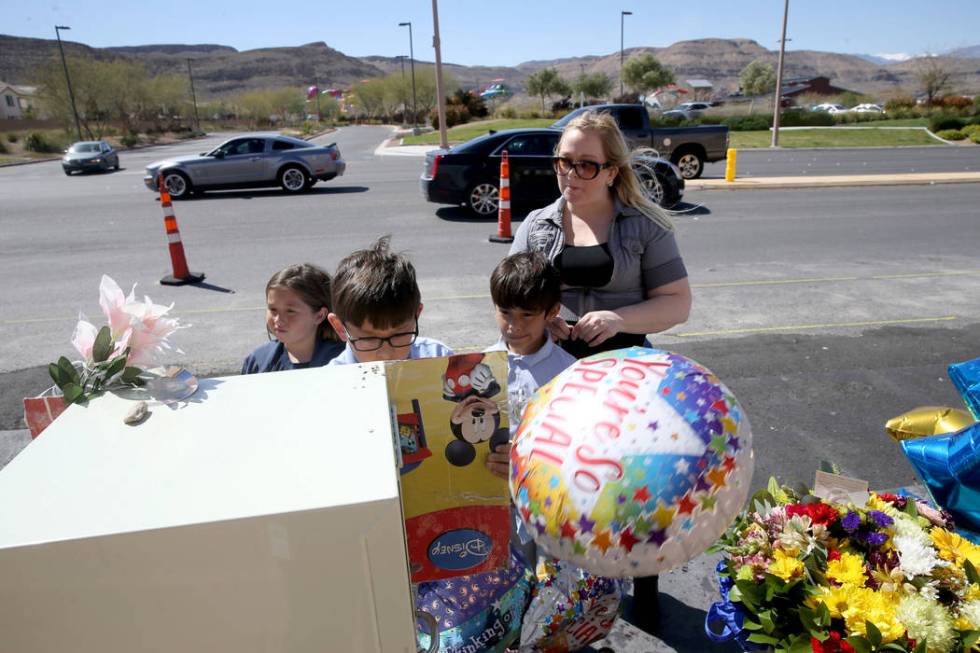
[3,0,978,66]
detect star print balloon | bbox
[510,347,754,577]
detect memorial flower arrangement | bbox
[47,275,184,405]
[709,478,980,653]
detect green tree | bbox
[916,55,952,104]
[621,53,675,96]
[573,72,613,102]
[525,67,571,112]
[739,60,776,112]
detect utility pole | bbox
[186,58,201,132]
[54,25,82,141]
[620,11,632,98]
[399,22,418,133]
[313,72,322,121]
[771,0,789,148]
[430,1,448,149]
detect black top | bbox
[556,243,615,288]
[241,337,345,374]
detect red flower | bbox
[787,502,839,526]
[876,493,900,503]
[828,549,841,561]
[812,631,856,653]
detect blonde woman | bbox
[509,110,692,360]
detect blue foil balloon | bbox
[949,357,980,419]
[902,422,980,535]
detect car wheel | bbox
[63,169,72,176]
[637,169,666,207]
[672,148,704,180]
[466,181,499,217]
[113,159,120,171]
[278,165,310,193]
[162,171,192,199]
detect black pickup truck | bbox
[553,104,729,179]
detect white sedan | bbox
[851,103,885,114]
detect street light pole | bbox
[771,0,790,148]
[398,22,418,133]
[620,11,632,98]
[430,0,448,149]
[313,72,322,121]
[186,58,201,132]
[54,25,82,141]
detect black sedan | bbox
[420,128,683,217]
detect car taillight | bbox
[329,149,339,161]
[427,154,443,179]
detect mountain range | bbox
[2,34,978,100]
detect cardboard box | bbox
[0,364,417,652]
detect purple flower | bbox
[867,510,893,529]
[842,511,861,532]
[864,531,888,548]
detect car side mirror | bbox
[214,151,225,159]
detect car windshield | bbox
[451,131,505,153]
[551,108,589,129]
[69,143,101,153]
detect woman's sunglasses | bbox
[552,156,613,180]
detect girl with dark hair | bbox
[241,264,344,374]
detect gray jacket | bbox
[509,196,687,319]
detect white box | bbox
[0,364,417,652]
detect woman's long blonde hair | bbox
[557,110,675,231]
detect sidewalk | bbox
[691,171,980,191]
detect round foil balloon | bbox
[510,347,753,577]
[885,405,976,442]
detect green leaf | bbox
[747,633,780,645]
[815,602,831,628]
[759,610,775,634]
[742,619,763,631]
[788,634,816,653]
[845,635,871,653]
[104,355,127,380]
[798,607,819,634]
[912,640,927,653]
[62,382,84,405]
[92,326,113,363]
[49,362,68,387]
[58,356,80,384]
[964,559,980,585]
[865,620,882,649]
[880,644,910,653]
[960,630,980,651]
[904,498,919,518]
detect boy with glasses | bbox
[326,236,452,364]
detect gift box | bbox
[0,364,417,652]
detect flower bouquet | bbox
[46,275,183,406]
[707,477,980,653]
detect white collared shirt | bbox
[485,337,576,433]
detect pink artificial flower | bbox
[70,311,130,363]
[122,294,183,367]
[98,275,136,340]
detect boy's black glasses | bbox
[552,156,612,180]
[343,321,419,351]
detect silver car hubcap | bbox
[165,174,186,196]
[640,173,665,205]
[677,154,701,179]
[470,183,499,215]
[282,168,306,191]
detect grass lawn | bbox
[730,128,942,149]
[401,118,556,145]
[857,118,929,127]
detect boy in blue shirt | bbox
[326,236,452,364]
[483,251,575,479]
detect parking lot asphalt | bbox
[2,126,978,653]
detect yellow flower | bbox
[735,565,755,582]
[826,551,867,587]
[931,529,980,568]
[867,493,898,516]
[813,584,851,618]
[768,548,804,582]
[842,586,904,643]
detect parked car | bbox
[811,103,848,114]
[553,104,730,179]
[851,103,884,114]
[62,141,119,175]
[143,135,345,199]
[661,101,713,120]
[419,127,684,216]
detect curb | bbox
[689,171,980,191]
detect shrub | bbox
[971,131,980,144]
[782,110,836,127]
[721,114,772,131]
[0,139,8,154]
[935,129,966,140]
[429,106,470,130]
[6,132,18,143]
[884,96,916,112]
[24,131,61,153]
[941,95,973,109]
[962,124,980,137]
[120,132,140,148]
[929,114,966,132]
[520,110,542,120]
[496,106,517,120]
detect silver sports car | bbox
[143,135,346,198]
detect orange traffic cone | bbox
[489,149,514,244]
[158,176,205,286]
